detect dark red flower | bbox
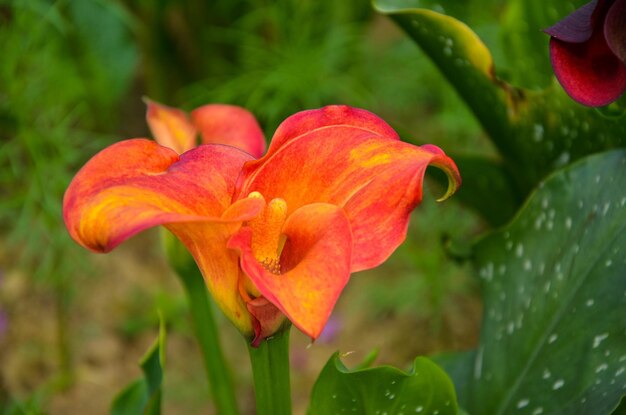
[544,0,626,107]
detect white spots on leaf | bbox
[523,259,532,271]
[414,406,423,413]
[605,259,613,267]
[593,333,609,348]
[515,244,524,258]
[507,322,515,334]
[543,281,551,293]
[595,175,601,184]
[516,398,530,409]
[602,202,610,216]
[542,369,551,379]
[533,124,544,142]
[554,152,570,167]
[548,334,558,344]
[595,363,608,373]
[474,347,483,380]
[586,299,595,307]
[552,379,565,390]
[532,408,544,415]
[480,263,494,281]
[443,38,453,56]
[616,367,625,376]
[565,217,572,229]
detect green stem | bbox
[247,327,292,415]
[162,230,239,414]
[178,265,240,415]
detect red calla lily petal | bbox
[144,98,197,154]
[605,0,626,63]
[263,105,400,156]
[544,0,599,42]
[228,203,352,340]
[63,139,260,252]
[191,104,266,158]
[549,30,626,107]
[245,297,286,347]
[63,139,264,334]
[236,106,460,271]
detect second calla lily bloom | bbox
[544,0,626,107]
[63,105,460,345]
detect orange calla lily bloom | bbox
[144,97,266,157]
[63,105,460,345]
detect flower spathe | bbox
[144,97,266,157]
[544,0,626,107]
[64,105,461,344]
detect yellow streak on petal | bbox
[349,144,391,168]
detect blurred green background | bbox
[0,0,489,413]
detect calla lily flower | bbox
[144,98,266,157]
[63,105,460,345]
[544,0,626,107]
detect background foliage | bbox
[1,0,623,413]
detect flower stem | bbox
[180,269,239,415]
[247,327,292,415]
[163,231,239,415]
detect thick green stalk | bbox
[163,232,239,415]
[179,268,239,415]
[247,327,292,415]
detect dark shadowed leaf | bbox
[110,317,166,415]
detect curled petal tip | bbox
[423,147,461,202]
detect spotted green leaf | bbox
[309,352,458,414]
[451,150,626,414]
[110,317,166,415]
[372,0,626,210]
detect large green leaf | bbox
[309,352,458,414]
[110,317,166,415]
[372,0,626,198]
[450,150,626,415]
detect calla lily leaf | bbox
[309,352,458,415]
[373,0,626,217]
[110,316,166,415]
[442,149,626,414]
